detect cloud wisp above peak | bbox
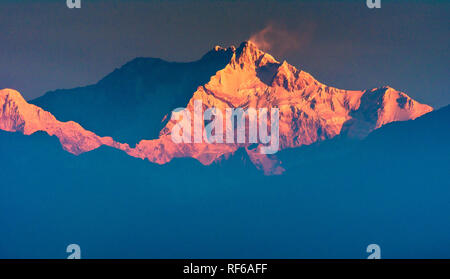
[248,23,315,58]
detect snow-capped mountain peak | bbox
[0,42,433,175]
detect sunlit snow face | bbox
[170,100,280,155]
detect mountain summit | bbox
[1,42,433,174]
[151,41,433,173]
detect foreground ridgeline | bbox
[0,42,433,175]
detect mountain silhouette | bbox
[31,47,234,144]
[0,42,429,175]
[0,104,448,258]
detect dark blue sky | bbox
[0,0,448,108]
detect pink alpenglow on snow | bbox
[0,41,433,175]
[169,100,280,155]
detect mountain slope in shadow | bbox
[27,42,432,174]
[31,48,234,145]
[0,105,448,258]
